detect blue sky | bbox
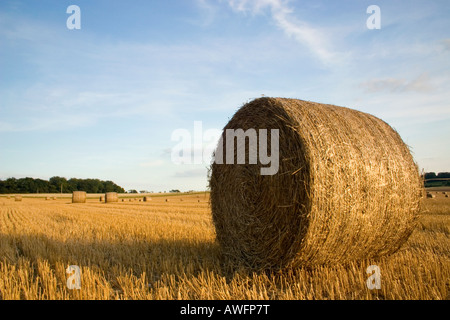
[0,0,449,192]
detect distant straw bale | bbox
[105,192,118,203]
[72,191,86,204]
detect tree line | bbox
[0,177,125,194]
[422,172,450,188]
[423,172,450,179]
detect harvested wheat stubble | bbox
[105,192,118,203]
[72,191,86,203]
[14,195,22,202]
[210,97,422,270]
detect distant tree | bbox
[169,189,181,193]
[17,177,35,193]
[424,172,437,180]
[128,189,138,194]
[4,178,18,193]
[437,172,450,179]
[34,178,50,193]
[49,176,68,193]
[68,178,79,192]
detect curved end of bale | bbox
[209,97,422,270]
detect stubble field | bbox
[0,191,448,300]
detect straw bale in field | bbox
[210,97,422,269]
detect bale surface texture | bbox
[210,97,422,269]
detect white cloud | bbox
[192,0,218,26]
[173,168,207,178]
[226,0,336,65]
[441,38,450,51]
[139,160,165,167]
[360,73,434,94]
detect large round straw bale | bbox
[105,192,118,203]
[15,195,22,202]
[72,191,86,203]
[209,97,422,269]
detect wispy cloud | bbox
[360,73,434,94]
[139,160,165,168]
[441,38,450,51]
[191,0,218,26]
[173,168,207,178]
[226,0,336,65]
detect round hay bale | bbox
[210,97,422,269]
[14,195,22,202]
[445,194,449,198]
[143,196,151,202]
[53,197,57,200]
[165,199,169,202]
[6,195,11,199]
[45,197,50,200]
[129,199,132,202]
[99,196,105,202]
[72,191,86,203]
[122,199,125,202]
[426,192,435,199]
[105,192,118,203]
